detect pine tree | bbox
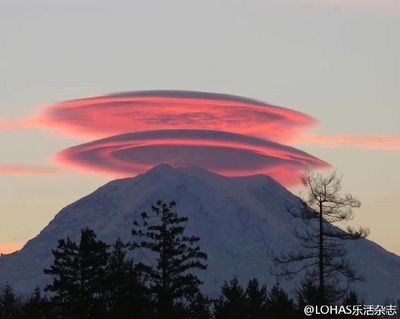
[184,292,212,319]
[44,236,79,314]
[21,286,48,319]
[44,227,109,318]
[0,284,20,319]
[245,279,268,319]
[266,283,295,319]
[213,277,247,319]
[105,238,149,319]
[132,200,207,319]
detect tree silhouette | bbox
[215,278,295,319]
[213,277,247,319]
[0,284,20,319]
[266,283,296,319]
[44,227,109,318]
[104,238,149,319]
[245,278,268,319]
[184,292,212,319]
[21,286,48,319]
[132,200,207,319]
[274,171,369,302]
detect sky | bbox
[0,0,399,255]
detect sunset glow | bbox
[0,242,22,255]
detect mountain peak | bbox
[147,162,174,172]
[143,163,279,186]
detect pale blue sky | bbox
[1,0,399,254]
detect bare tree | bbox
[273,171,369,302]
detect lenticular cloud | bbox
[56,130,329,185]
[35,90,315,141]
[38,90,329,185]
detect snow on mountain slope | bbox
[0,164,399,302]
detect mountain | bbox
[0,164,399,302]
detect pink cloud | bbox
[32,90,316,141]
[297,134,400,151]
[56,129,330,186]
[0,119,24,131]
[0,164,58,175]
[2,91,335,183]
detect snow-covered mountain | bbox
[0,164,399,302]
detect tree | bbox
[44,227,109,318]
[104,238,149,319]
[132,200,208,319]
[0,284,20,319]
[21,286,48,319]
[44,236,79,317]
[274,171,369,302]
[266,283,296,319]
[214,278,271,319]
[184,292,212,319]
[245,279,268,319]
[213,277,247,319]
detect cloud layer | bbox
[1,90,338,184]
[0,119,25,131]
[0,164,57,175]
[56,129,329,185]
[297,134,400,151]
[34,90,316,141]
